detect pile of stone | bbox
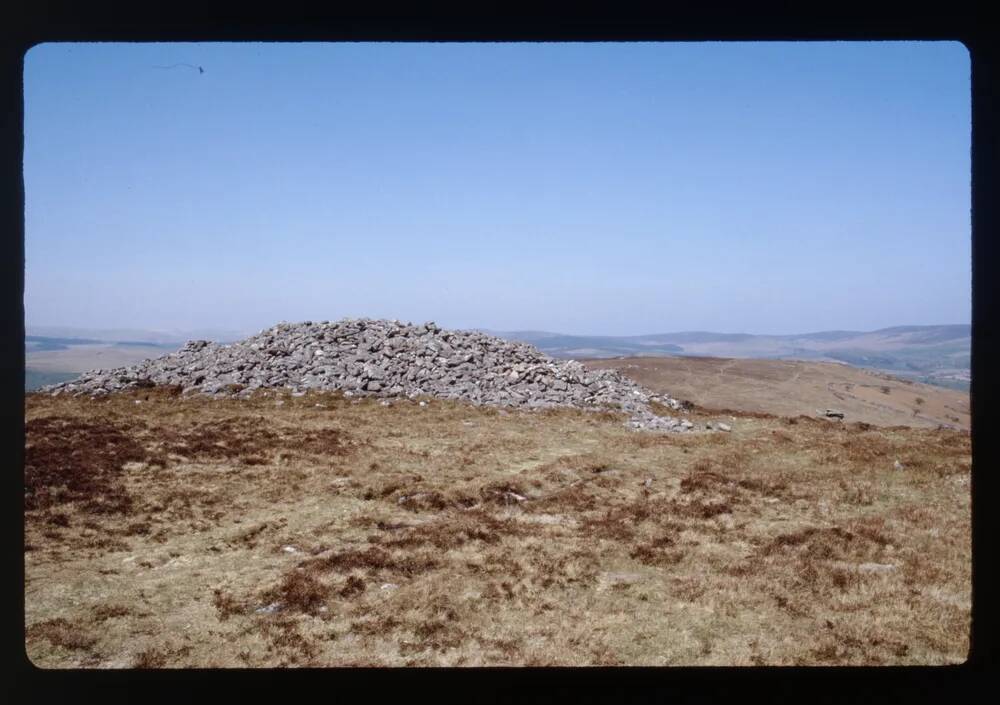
[41,318,690,432]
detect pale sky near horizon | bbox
[23,41,971,337]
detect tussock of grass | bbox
[263,570,330,615]
[27,617,97,652]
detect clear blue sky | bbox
[23,41,970,336]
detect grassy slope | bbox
[583,356,970,431]
[24,388,969,667]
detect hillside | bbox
[582,357,970,431]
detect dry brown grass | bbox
[24,386,970,667]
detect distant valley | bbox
[24,327,246,391]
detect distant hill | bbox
[490,324,970,390]
[484,332,684,359]
[25,335,179,352]
[26,326,247,344]
[26,335,106,352]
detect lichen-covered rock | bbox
[42,318,687,431]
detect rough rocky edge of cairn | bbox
[41,318,691,432]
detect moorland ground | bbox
[24,380,970,667]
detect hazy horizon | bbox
[24,42,970,336]
[25,320,971,342]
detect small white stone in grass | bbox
[282,546,298,553]
[894,460,905,471]
[419,401,428,407]
[717,423,732,432]
[856,562,897,573]
[134,399,142,404]
[381,583,397,590]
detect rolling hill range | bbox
[25,323,970,393]
[491,324,971,390]
[26,326,247,344]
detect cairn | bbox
[42,318,688,431]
